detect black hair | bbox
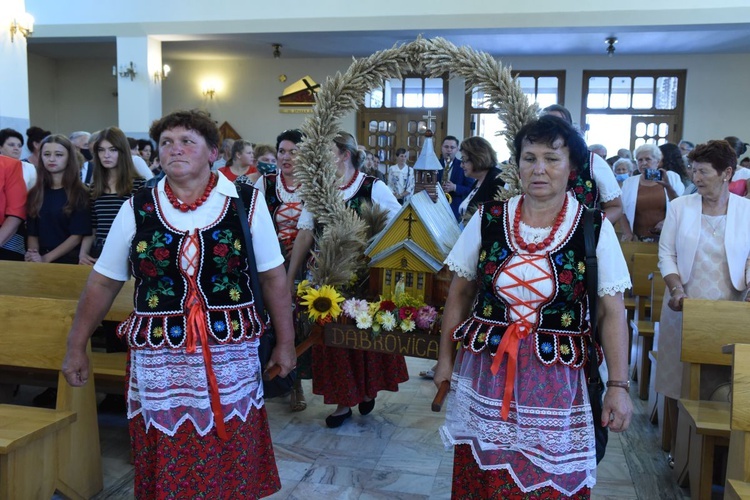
[0,128,24,147]
[513,115,588,172]
[275,129,305,151]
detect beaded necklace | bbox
[513,195,569,253]
[164,173,218,212]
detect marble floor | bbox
[47,357,693,499]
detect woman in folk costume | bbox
[434,115,633,498]
[287,131,405,428]
[254,129,311,412]
[62,110,295,499]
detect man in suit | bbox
[437,135,474,221]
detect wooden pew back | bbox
[649,271,665,323]
[726,343,750,499]
[681,299,750,400]
[0,296,103,498]
[620,240,659,281]
[0,260,134,321]
[631,252,660,299]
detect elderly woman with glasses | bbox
[620,143,685,242]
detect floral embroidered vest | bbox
[117,186,266,349]
[345,176,376,216]
[452,199,603,368]
[568,151,599,209]
[263,173,282,220]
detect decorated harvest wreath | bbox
[294,36,538,297]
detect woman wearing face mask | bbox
[612,158,634,187]
[245,144,276,185]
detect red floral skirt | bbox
[452,444,590,499]
[311,344,409,407]
[130,408,280,499]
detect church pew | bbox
[0,261,131,391]
[0,260,133,322]
[675,299,750,499]
[629,253,660,397]
[0,296,102,500]
[619,241,658,364]
[725,343,750,500]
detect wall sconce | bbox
[272,43,282,59]
[9,13,34,42]
[203,87,216,99]
[605,37,618,57]
[115,61,138,81]
[153,64,171,83]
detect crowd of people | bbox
[1,104,748,498]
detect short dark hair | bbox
[723,136,748,159]
[459,137,497,172]
[275,129,305,151]
[659,143,689,182]
[149,110,220,150]
[541,104,573,125]
[26,126,51,152]
[127,137,137,150]
[442,135,459,146]
[0,128,24,148]
[513,114,588,172]
[136,138,153,152]
[395,148,407,156]
[688,140,736,176]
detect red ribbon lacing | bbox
[183,230,228,441]
[492,253,553,420]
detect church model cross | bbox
[422,110,436,132]
[403,211,417,239]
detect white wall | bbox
[29,54,118,136]
[27,51,750,146]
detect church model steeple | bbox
[412,129,443,202]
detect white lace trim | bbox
[126,340,264,437]
[598,188,621,203]
[598,277,631,296]
[446,256,476,280]
[439,433,596,497]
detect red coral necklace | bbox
[513,194,569,253]
[165,173,218,212]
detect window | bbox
[365,77,445,109]
[582,70,686,154]
[466,71,565,162]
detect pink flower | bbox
[415,305,438,330]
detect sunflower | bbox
[299,285,344,322]
[296,279,311,297]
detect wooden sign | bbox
[323,323,439,360]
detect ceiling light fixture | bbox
[272,43,282,59]
[605,37,618,57]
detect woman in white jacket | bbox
[655,139,750,465]
[621,143,684,241]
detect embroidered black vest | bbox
[568,151,599,209]
[117,186,266,349]
[452,198,603,368]
[263,173,282,221]
[346,176,376,216]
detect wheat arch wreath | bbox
[294,36,538,288]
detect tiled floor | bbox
[49,357,691,499]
